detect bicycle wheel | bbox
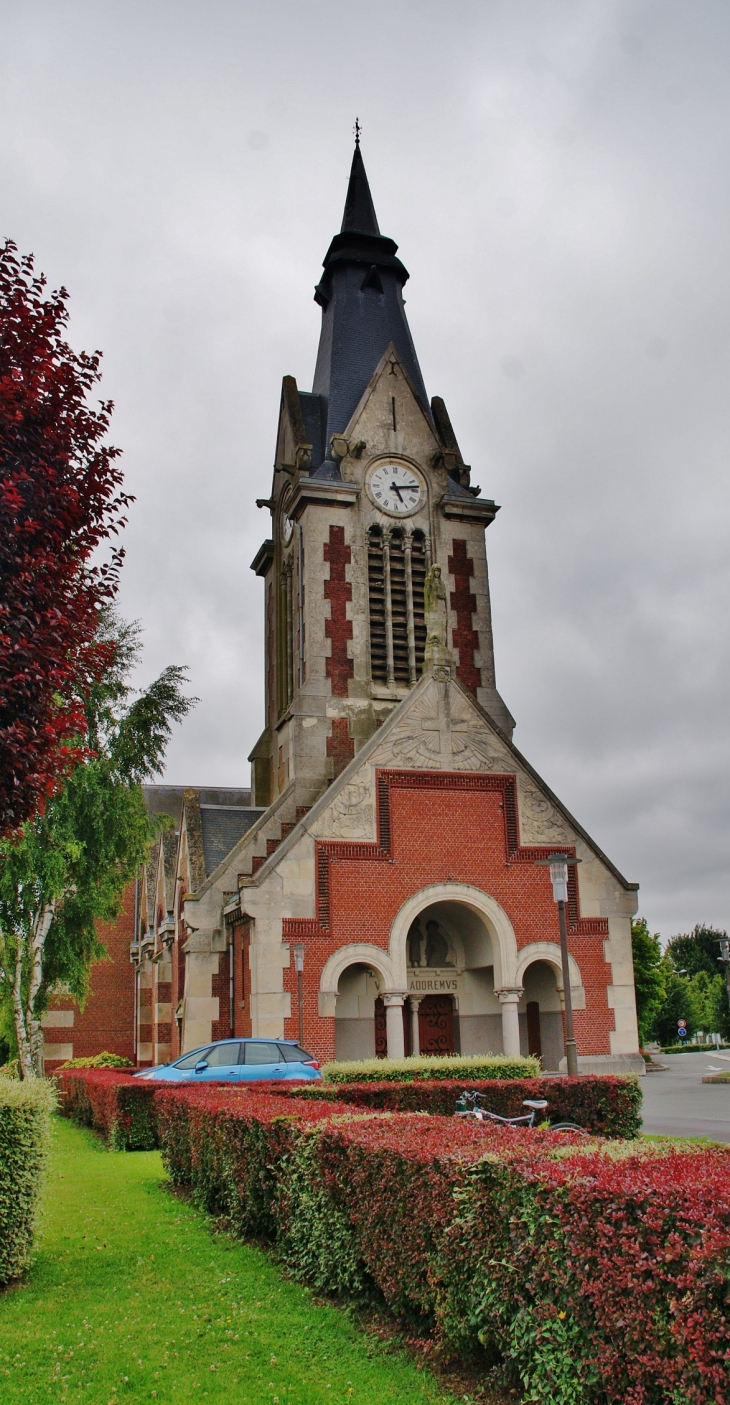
[550,1121,588,1134]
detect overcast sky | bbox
[2,0,728,942]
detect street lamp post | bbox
[293,944,305,1047]
[536,853,581,1077]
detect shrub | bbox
[661,1042,730,1055]
[150,1084,730,1403]
[153,1085,353,1238]
[57,1052,133,1069]
[289,1075,641,1138]
[0,1076,55,1285]
[55,1068,156,1149]
[440,1143,730,1404]
[322,1053,539,1083]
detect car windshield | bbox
[279,1044,314,1063]
[244,1042,282,1065]
[174,1046,211,1069]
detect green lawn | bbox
[0,1117,461,1404]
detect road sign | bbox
[677,1020,687,1030]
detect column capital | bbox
[383,991,406,1007]
[408,994,422,1009]
[495,986,523,1005]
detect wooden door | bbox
[374,997,387,1058]
[526,1001,542,1058]
[418,995,454,1056]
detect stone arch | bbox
[388,882,519,992]
[317,942,395,1018]
[515,941,585,1000]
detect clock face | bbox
[281,513,294,545]
[368,462,423,515]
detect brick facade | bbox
[42,879,137,1067]
[448,539,481,696]
[324,525,354,697]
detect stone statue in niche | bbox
[425,919,455,968]
[424,565,448,651]
[408,920,425,968]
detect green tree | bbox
[650,966,703,1046]
[665,924,730,1041]
[630,917,666,1046]
[666,924,729,979]
[0,615,195,1077]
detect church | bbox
[42,142,642,1075]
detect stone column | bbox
[409,996,421,1057]
[496,987,523,1058]
[382,527,396,689]
[383,992,406,1059]
[404,528,417,685]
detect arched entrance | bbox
[334,961,383,1060]
[401,896,506,1057]
[518,960,563,1070]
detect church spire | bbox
[309,140,431,477]
[340,142,380,237]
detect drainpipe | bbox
[228,924,235,1037]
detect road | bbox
[640,1050,730,1142]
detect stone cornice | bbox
[288,479,360,519]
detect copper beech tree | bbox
[0,240,130,834]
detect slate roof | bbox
[199,805,265,877]
[309,143,432,473]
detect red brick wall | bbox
[327,716,355,778]
[43,880,136,1066]
[232,921,252,1037]
[448,539,481,695]
[324,525,354,697]
[211,944,232,1042]
[283,770,615,1062]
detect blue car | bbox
[133,1038,322,1083]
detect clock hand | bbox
[390,483,406,502]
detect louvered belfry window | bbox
[368,526,427,687]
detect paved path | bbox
[641,1050,730,1141]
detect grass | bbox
[0,1118,468,1405]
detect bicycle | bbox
[455,1089,587,1134]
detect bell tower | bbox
[249,141,514,810]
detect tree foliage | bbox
[630,917,666,1046]
[633,919,730,1046]
[0,614,195,1077]
[665,924,728,980]
[0,240,131,834]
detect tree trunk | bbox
[27,904,55,1078]
[12,943,33,1080]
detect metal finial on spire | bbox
[354,117,361,147]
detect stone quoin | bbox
[42,142,642,1076]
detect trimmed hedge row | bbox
[287,1074,642,1139]
[58,1052,133,1069]
[153,1084,730,1404]
[322,1053,539,1082]
[55,1068,642,1143]
[55,1068,157,1149]
[0,1076,55,1285]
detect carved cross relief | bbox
[383,678,511,771]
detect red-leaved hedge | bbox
[283,1075,642,1138]
[55,1068,157,1149]
[150,1084,730,1405]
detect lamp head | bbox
[535,852,581,904]
[293,943,305,974]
